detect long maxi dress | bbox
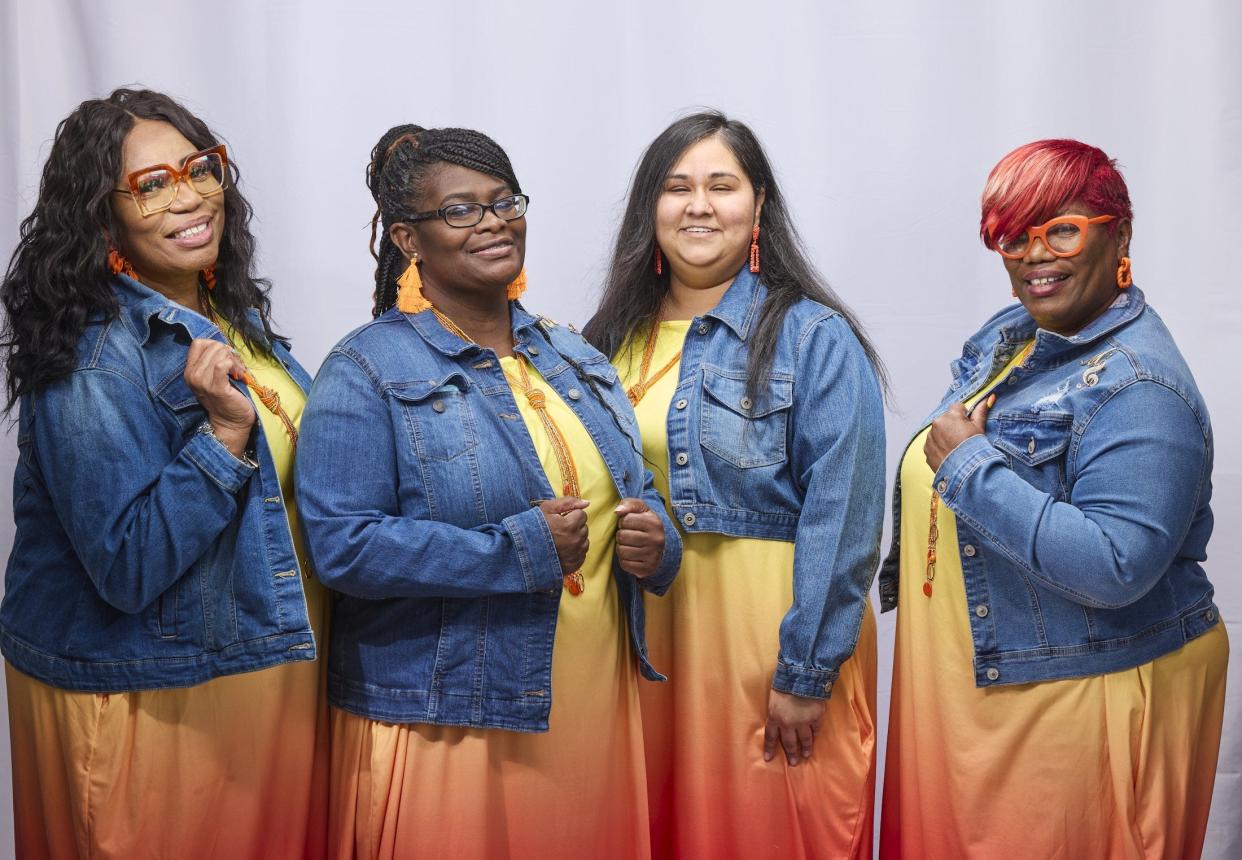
[327,355,651,860]
[6,328,330,860]
[618,319,879,860]
[880,345,1229,860]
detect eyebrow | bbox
[439,184,511,205]
[665,172,742,182]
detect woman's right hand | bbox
[184,338,256,458]
[539,497,590,573]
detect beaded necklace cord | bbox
[924,340,1035,598]
[204,307,299,451]
[626,315,682,406]
[431,307,586,597]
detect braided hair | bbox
[366,125,521,316]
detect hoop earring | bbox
[506,268,528,300]
[749,225,760,274]
[396,256,431,313]
[107,248,135,279]
[1116,256,1132,289]
[201,265,217,291]
[654,247,663,276]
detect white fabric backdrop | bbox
[2,0,1238,855]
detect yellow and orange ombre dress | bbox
[327,356,650,860]
[618,320,878,860]
[880,347,1229,859]
[6,330,330,860]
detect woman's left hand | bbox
[764,689,826,766]
[924,394,994,473]
[614,498,665,579]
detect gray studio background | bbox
[2,0,1238,855]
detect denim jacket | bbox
[1,275,317,692]
[878,286,1220,686]
[295,302,682,732]
[647,266,886,700]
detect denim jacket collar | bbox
[111,272,283,353]
[402,300,547,357]
[704,265,764,340]
[988,285,1148,364]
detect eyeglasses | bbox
[406,194,529,229]
[112,145,228,217]
[996,214,1115,260]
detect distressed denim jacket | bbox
[295,302,682,732]
[636,266,886,699]
[878,287,1220,686]
[1,275,317,692]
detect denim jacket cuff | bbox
[772,660,841,700]
[182,430,256,494]
[636,518,683,596]
[502,506,564,593]
[933,434,1004,505]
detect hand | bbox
[764,689,826,767]
[614,498,665,579]
[924,394,994,473]
[184,339,256,458]
[538,497,590,574]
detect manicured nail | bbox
[987,394,996,407]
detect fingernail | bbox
[764,752,773,762]
[987,394,996,407]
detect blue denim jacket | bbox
[646,266,886,700]
[1,275,317,692]
[295,302,682,732]
[878,286,1220,686]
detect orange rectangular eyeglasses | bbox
[114,144,228,217]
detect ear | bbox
[389,221,420,259]
[753,188,767,226]
[1115,218,1132,260]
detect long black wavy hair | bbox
[1,87,276,411]
[583,110,886,397]
[366,124,521,316]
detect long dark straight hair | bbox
[1,88,277,411]
[583,110,886,396]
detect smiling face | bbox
[1003,201,1132,336]
[390,162,525,303]
[655,134,764,290]
[112,120,224,294]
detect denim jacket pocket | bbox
[154,372,207,434]
[390,373,478,462]
[699,367,794,469]
[993,411,1073,498]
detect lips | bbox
[167,216,214,249]
[469,238,515,258]
[680,226,718,236]
[1023,269,1070,298]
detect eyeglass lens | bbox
[133,152,226,213]
[441,195,528,228]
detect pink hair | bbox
[979,139,1133,250]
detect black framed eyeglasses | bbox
[406,194,529,229]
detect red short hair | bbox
[980,139,1133,250]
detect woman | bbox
[295,124,682,860]
[584,111,886,859]
[0,89,327,858]
[878,139,1229,859]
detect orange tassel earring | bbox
[396,255,431,313]
[107,248,135,279]
[506,268,528,300]
[749,225,760,274]
[201,265,217,290]
[654,247,663,275]
[1116,256,1132,289]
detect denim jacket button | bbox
[823,680,833,693]
[675,399,688,410]
[432,400,446,413]
[739,396,753,411]
[985,667,1000,681]
[682,512,696,526]
[675,452,689,466]
[1205,609,1216,622]
[528,345,540,356]
[1027,438,1037,455]
[567,388,582,400]
[696,322,710,334]
[963,544,976,557]
[975,604,989,618]
[936,479,948,494]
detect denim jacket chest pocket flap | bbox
[992,411,1073,467]
[388,372,478,462]
[153,371,207,433]
[699,366,794,468]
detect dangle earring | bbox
[1012,286,1018,298]
[396,254,431,313]
[506,268,528,300]
[654,247,663,275]
[107,248,135,279]
[749,225,760,274]
[200,264,217,291]
[1116,256,1132,289]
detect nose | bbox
[1023,236,1055,263]
[686,187,713,215]
[168,177,205,212]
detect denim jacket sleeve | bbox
[31,368,256,614]
[628,465,683,596]
[772,315,886,699]
[295,350,564,599]
[934,380,1208,609]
